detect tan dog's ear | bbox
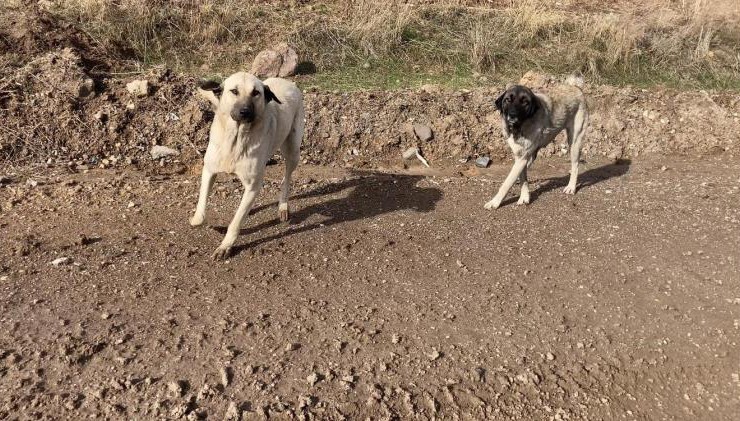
[196,79,222,108]
[263,85,282,104]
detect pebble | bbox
[475,156,491,168]
[429,349,442,361]
[126,79,149,97]
[224,401,240,421]
[150,145,179,160]
[50,257,71,266]
[413,123,433,141]
[167,380,186,397]
[307,372,322,386]
[285,342,301,351]
[546,352,555,361]
[220,366,232,387]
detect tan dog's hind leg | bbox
[485,157,528,209]
[564,108,588,195]
[212,172,263,260]
[278,125,302,222]
[190,168,215,226]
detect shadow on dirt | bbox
[217,171,443,256]
[499,159,632,206]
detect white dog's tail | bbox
[564,73,585,88]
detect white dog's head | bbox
[197,72,282,123]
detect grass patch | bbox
[41,0,740,90]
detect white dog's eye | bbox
[230,88,238,95]
[251,89,260,97]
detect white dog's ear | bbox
[196,79,222,108]
[263,85,282,104]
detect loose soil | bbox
[1,155,739,420]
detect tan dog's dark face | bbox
[495,85,539,128]
[198,72,281,123]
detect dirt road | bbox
[1,155,739,420]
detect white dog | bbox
[191,72,304,260]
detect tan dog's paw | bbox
[484,197,502,210]
[278,203,289,222]
[189,214,205,227]
[563,185,576,195]
[211,246,232,261]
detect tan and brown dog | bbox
[485,76,589,209]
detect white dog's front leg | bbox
[190,167,215,227]
[484,158,528,209]
[212,176,262,260]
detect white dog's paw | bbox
[189,213,205,227]
[563,185,577,195]
[211,246,232,261]
[278,203,289,222]
[517,195,530,205]
[484,197,502,210]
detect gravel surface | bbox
[1,155,739,420]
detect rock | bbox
[307,372,322,386]
[167,380,187,397]
[224,401,240,421]
[101,312,111,320]
[413,123,433,141]
[391,334,401,344]
[220,366,232,387]
[285,342,300,352]
[50,257,71,266]
[150,145,179,160]
[126,79,149,97]
[429,349,442,361]
[93,110,107,122]
[250,50,282,79]
[274,43,298,77]
[546,352,555,361]
[475,156,491,168]
[250,43,299,78]
[77,78,95,99]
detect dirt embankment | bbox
[2,48,738,169]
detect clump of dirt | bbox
[0,48,212,165]
[0,2,120,72]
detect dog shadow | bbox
[504,159,632,205]
[533,158,632,201]
[217,171,443,256]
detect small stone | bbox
[285,342,300,352]
[78,78,95,99]
[126,79,149,97]
[475,156,491,168]
[391,334,401,344]
[150,145,179,160]
[167,380,187,397]
[307,372,322,386]
[101,312,111,320]
[413,123,433,141]
[220,366,232,387]
[50,257,71,266]
[224,401,240,421]
[429,349,442,361]
[546,352,555,361]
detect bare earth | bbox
[1,155,739,420]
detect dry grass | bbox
[41,0,740,89]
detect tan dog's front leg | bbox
[212,176,262,260]
[485,158,528,209]
[190,167,215,227]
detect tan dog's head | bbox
[197,72,281,123]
